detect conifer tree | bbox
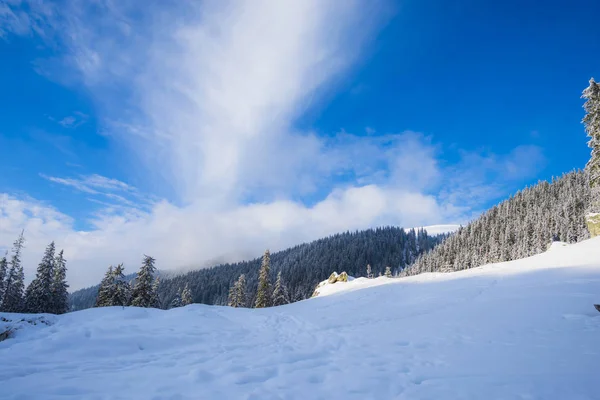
[95,266,114,307]
[384,266,392,278]
[170,291,182,308]
[0,253,8,302]
[254,250,272,308]
[51,250,69,314]
[25,241,55,313]
[1,232,26,313]
[272,271,290,306]
[111,264,130,307]
[228,274,247,308]
[151,277,161,309]
[583,78,600,213]
[181,283,193,306]
[366,264,373,279]
[131,255,157,308]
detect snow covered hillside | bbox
[2,238,600,400]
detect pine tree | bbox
[25,242,55,313]
[111,264,130,307]
[1,232,26,313]
[151,277,161,309]
[366,264,373,279]
[228,274,247,308]
[181,283,193,306]
[384,266,392,278]
[95,266,114,307]
[254,250,272,308]
[170,291,182,308]
[272,271,290,306]
[583,78,600,213]
[131,255,157,308]
[51,250,69,314]
[0,253,8,302]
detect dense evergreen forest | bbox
[403,171,591,276]
[70,227,447,310]
[0,234,70,314]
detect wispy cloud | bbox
[40,174,155,214]
[0,0,53,39]
[48,111,89,128]
[41,174,135,194]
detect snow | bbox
[2,238,600,399]
[412,224,460,235]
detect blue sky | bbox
[1,0,598,288]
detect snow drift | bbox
[1,238,600,399]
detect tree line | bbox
[402,171,591,276]
[69,227,447,311]
[0,232,69,314]
[92,255,193,309]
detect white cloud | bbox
[53,112,88,128]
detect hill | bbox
[70,227,447,310]
[404,170,590,276]
[3,237,599,399]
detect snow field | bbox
[1,238,599,399]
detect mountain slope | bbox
[3,237,599,399]
[405,170,590,275]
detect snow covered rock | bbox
[313,272,353,297]
[0,314,55,342]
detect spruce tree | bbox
[272,271,290,306]
[0,253,8,302]
[25,242,55,313]
[131,255,157,308]
[366,264,373,279]
[111,264,130,307]
[170,291,182,308]
[228,274,246,308]
[254,250,272,308]
[181,283,193,306]
[95,266,114,307]
[1,232,26,313]
[151,277,161,309]
[583,78,600,213]
[51,250,69,314]
[384,266,392,278]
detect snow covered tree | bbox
[384,266,392,278]
[51,250,69,314]
[181,283,193,306]
[228,274,247,308]
[170,291,182,308]
[111,264,130,307]
[272,271,290,306]
[95,266,114,307]
[0,253,8,302]
[583,78,600,198]
[582,78,600,237]
[151,277,161,309]
[366,264,373,279]
[1,232,26,313]
[131,255,157,308]
[25,241,55,313]
[254,250,272,308]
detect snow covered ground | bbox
[2,238,600,400]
